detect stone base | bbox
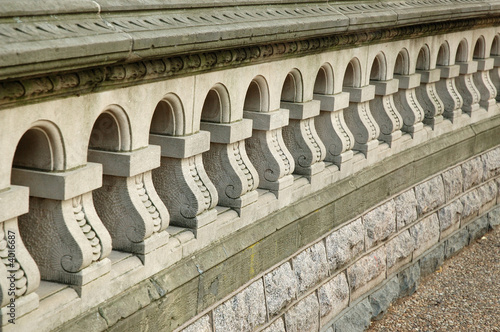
[171,209,218,234]
[379,130,402,147]
[353,139,379,158]
[332,151,354,177]
[462,102,480,115]
[135,230,170,264]
[480,99,498,113]
[423,115,444,129]
[469,108,489,123]
[0,293,38,326]
[259,174,294,192]
[443,109,462,123]
[229,190,259,215]
[65,259,111,296]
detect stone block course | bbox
[462,157,484,191]
[181,315,212,332]
[347,247,386,301]
[488,206,500,228]
[419,242,445,278]
[318,272,349,323]
[292,241,329,295]
[398,263,420,298]
[414,176,445,216]
[262,318,286,332]
[482,147,500,180]
[369,277,400,320]
[364,200,396,249]
[477,181,497,213]
[410,213,440,257]
[394,189,418,230]
[467,215,489,243]
[460,189,481,224]
[444,228,469,259]
[333,298,373,332]
[264,262,298,317]
[438,200,463,238]
[386,230,415,274]
[284,293,319,332]
[441,166,463,202]
[325,218,364,272]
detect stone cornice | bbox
[0,0,499,109]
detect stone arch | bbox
[313,63,334,95]
[343,58,362,88]
[473,36,486,59]
[394,49,410,75]
[150,93,186,136]
[281,68,303,102]
[455,39,469,63]
[490,34,500,56]
[416,45,431,71]
[370,53,387,81]
[201,83,231,123]
[89,105,131,152]
[437,41,451,66]
[12,120,65,172]
[243,75,270,112]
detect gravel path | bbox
[367,227,500,332]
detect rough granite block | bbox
[262,318,286,332]
[347,246,386,301]
[467,215,489,243]
[398,263,420,298]
[482,147,500,180]
[419,242,445,278]
[334,298,373,332]
[369,277,400,320]
[460,189,481,224]
[462,157,484,191]
[410,214,440,258]
[414,176,445,216]
[292,241,329,295]
[438,200,463,238]
[318,272,349,322]
[264,262,298,317]
[182,315,212,332]
[394,189,418,230]
[441,166,463,202]
[213,280,266,332]
[363,199,396,249]
[325,218,364,272]
[477,181,497,213]
[284,293,319,332]
[488,206,500,228]
[386,230,415,274]
[444,228,469,259]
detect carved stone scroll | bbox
[455,61,481,114]
[416,68,445,128]
[435,65,463,122]
[393,73,425,135]
[489,56,500,101]
[369,79,403,146]
[474,58,498,112]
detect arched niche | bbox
[150,93,186,136]
[281,68,303,102]
[243,75,270,112]
[455,39,469,63]
[343,58,362,88]
[437,42,451,66]
[394,49,410,75]
[12,121,65,172]
[473,36,486,59]
[370,53,387,81]
[490,35,500,56]
[89,105,131,152]
[416,45,431,71]
[201,83,231,123]
[313,63,334,95]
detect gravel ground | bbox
[367,227,500,332]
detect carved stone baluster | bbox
[11,164,112,295]
[150,131,218,234]
[393,73,425,139]
[87,146,170,262]
[280,100,326,177]
[416,68,445,129]
[455,61,481,116]
[314,92,354,172]
[489,56,500,101]
[0,186,40,318]
[473,58,498,112]
[244,108,295,198]
[369,79,403,146]
[342,86,380,158]
[201,119,259,214]
[435,65,463,122]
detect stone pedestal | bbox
[150,131,218,234]
[314,92,354,172]
[489,56,500,102]
[416,68,445,129]
[436,65,463,122]
[393,73,425,137]
[369,79,403,146]
[244,108,295,198]
[474,58,498,112]
[201,119,259,215]
[11,164,112,294]
[281,100,326,177]
[88,146,170,261]
[456,61,480,115]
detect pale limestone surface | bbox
[261,318,286,332]
[462,157,485,191]
[284,293,319,332]
[410,214,440,257]
[414,176,445,216]
[386,230,415,273]
[325,218,364,272]
[292,241,329,295]
[264,262,298,317]
[441,166,463,202]
[394,189,418,230]
[318,272,349,321]
[181,315,212,332]
[347,247,387,300]
[363,200,396,249]
[438,200,464,236]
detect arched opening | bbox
[473,36,486,59]
[201,84,231,123]
[437,42,450,66]
[394,49,410,76]
[89,105,131,152]
[455,39,468,63]
[343,59,361,88]
[243,76,269,112]
[313,63,334,95]
[416,46,430,71]
[370,53,386,81]
[281,69,303,103]
[490,35,500,56]
[150,94,185,136]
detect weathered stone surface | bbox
[284,293,319,332]
[182,315,212,332]
[414,176,445,216]
[334,298,373,332]
[410,214,440,257]
[444,228,469,259]
[369,277,400,320]
[460,189,481,223]
[213,280,266,332]
[477,181,497,209]
[325,218,364,272]
[318,272,349,321]
[398,263,420,298]
[394,189,418,230]
[462,157,484,191]
[364,200,396,249]
[467,215,489,243]
[438,200,463,236]
[441,166,463,202]
[262,318,286,332]
[482,147,500,180]
[488,206,500,228]
[347,247,386,300]
[419,242,445,278]
[264,262,298,317]
[292,241,329,295]
[386,230,415,273]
